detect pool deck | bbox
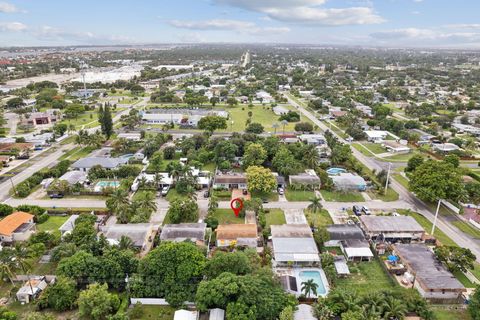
[275,267,330,298]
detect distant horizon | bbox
[1,1,480,48]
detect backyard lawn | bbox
[320,190,364,202]
[305,209,333,227]
[133,305,176,320]
[336,258,398,295]
[431,306,471,320]
[37,215,69,236]
[212,208,244,224]
[265,209,286,227]
[396,209,457,246]
[165,189,188,202]
[362,142,387,154]
[285,188,315,201]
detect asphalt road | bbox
[284,93,480,261]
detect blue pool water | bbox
[298,271,327,295]
[327,167,347,175]
[96,181,120,188]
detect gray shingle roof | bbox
[72,157,128,169]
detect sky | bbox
[1,0,480,48]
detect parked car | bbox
[262,198,269,204]
[352,205,362,216]
[242,189,248,195]
[203,190,210,198]
[34,146,43,151]
[49,193,64,199]
[161,186,170,196]
[278,187,284,195]
[361,206,371,215]
[17,154,30,160]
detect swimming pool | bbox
[327,167,347,175]
[94,181,120,192]
[298,270,328,297]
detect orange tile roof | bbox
[216,224,257,240]
[0,211,34,236]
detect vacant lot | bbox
[320,190,364,202]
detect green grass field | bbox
[37,215,69,236]
[320,190,365,202]
[218,104,312,133]
[452,220,480,239]
[212,208,244,224]
[352,143,374,157]
[134,305,176,320]
[305,209,333,227]
[59,146,95,161]
[363,142,387,154]
[431,306,471,320]
[265,209,286,226]
[367,188,399,202]
[393,173,410,190]
[285,188,315,201]
[336,258,398,295]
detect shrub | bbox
[37,213,50,224]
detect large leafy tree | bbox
[167,198,199,223]
[469,286,480,320]
[205,251,252,279]
[196,272,297,320]
[242,143,267,168]
[434,246,476,273]
[272,146,299,176]
[198,115,227,133]
[246,166,277,193]
[38,276,78,311]
[131,242,206,307]
[409,160,465,202]
[78,283,120,320]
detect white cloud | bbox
[370,28,436,40]
[411,11,420,15]
[0,21,27,32]
[213,0,384,26]
[32,25,135,44]
[169,19,255,30]
[168,18,290,35]
[446,24,480,30]
[0,1,20,13]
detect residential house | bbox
[58,170,87,186]
[71,157,128,172]
[271,224,320,266]
[213,172,247,190]
[326,224,373,261]
[117,132,142,141]
[365,130,388,143]
[383,141,411,153]
[393,244,465,303]
[216,224,258,248]
[0,211,35,243]
[16,277,49,303]
[59,214,79,238]
[409,129,435,144]
[289,169,321,188]
[102,223,154,251]
[354,102,373,117]
[359,216,425,243]
[142,113,184,124]
[256,91,274,103]
[298,134,326,146]
[432,143,460,153]
[160,223,206,245]
[330,173,367,191]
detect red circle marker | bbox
[230,198,244,217]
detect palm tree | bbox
[328,289,361,314]
[272,123,279,135]
[136,192,157,213]
[308,196,323,214]
[107,189,130,223]
[153,173,164,191]
[118,235,135,251]
[303,145,320,169]
[281,120,289,135]
[13,245,34,295]
[381,296,407,320]
[301,279,318,298]
[0,249,16,285]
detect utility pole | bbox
[9,177,17,196]
[384,162,392,195]
[431,198,442,235]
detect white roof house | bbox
[271,224,320,266]
[174,310,198,320]
[142,113,184,124]
[16,277,49,303]
[331,173,367,191]
[365,130,388,142]
[432,143,460,153]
